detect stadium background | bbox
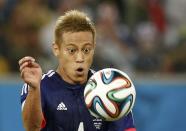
[0,0,186,130]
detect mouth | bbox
[75,67,84,75]
[77,68,83,72]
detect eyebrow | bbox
[83,43,93,46]
[65,42,93,47]
[64,43,77,48]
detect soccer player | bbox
[19,10,136,131]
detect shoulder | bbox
[41,70,58,85]
[21,70,56,96]
[42,70,56,81]
[107,111,136,130]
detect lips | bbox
[75,67,84,75]
[77,68,83,72]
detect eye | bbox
[67,48,76,54]
[82,48,91,54]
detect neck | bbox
[56,67,87,85]
[56,67,74,85]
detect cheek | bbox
[59,57,72,66]
[86,54,94,66]
[58,54,71,67]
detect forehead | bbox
[62,31,94,46]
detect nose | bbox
[76,51,84,63]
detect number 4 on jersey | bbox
[78,122,84,131]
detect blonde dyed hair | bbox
[54,10,96,46]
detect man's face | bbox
[53,31,95,85]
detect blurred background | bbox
[0,0,186,130]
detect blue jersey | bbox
[21,70,136,131]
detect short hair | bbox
[54,10,96,46]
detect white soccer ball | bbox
[84,68,136,121]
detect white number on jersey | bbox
[78,122,84,131]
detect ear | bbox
[52,43,60,57]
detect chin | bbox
[74,76,87,84]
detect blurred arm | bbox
[19,56,43,131]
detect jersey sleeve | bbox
[108,111,136,131]
[20,82,47,129]
[20,83,30,111]
[20,82,47,110]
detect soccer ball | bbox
[84,68,136,121]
